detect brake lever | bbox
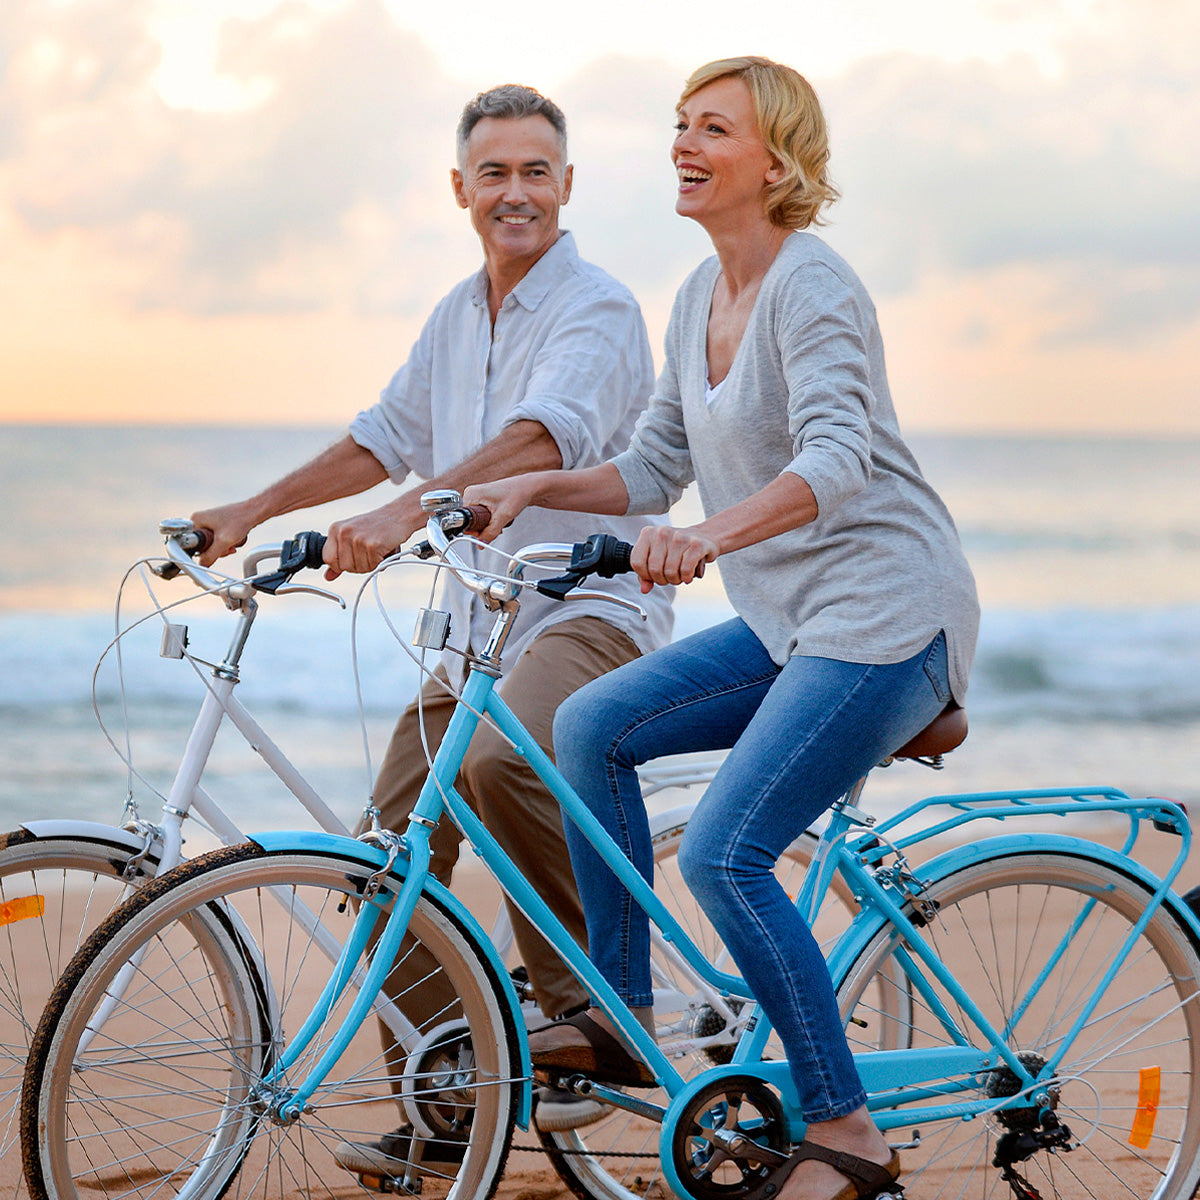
[269,582,347,607]
[536,533,633,600]
[560,589,647,618]
[248,531,328,594]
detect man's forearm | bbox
[390,420,562,525]
[322,421,566,577]
[243,435,388,524]
[192,434,388,564]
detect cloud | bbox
[554,56,711,305]
[3,0,468,315]
[2,0,1197,363]
[818,6,1200,343]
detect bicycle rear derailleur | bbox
[992,1113,1074,1199]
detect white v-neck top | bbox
[705,376,726,406]
[612,231,979,701]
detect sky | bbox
[1,0,1197,433]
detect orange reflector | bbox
[1129,1066,1161,1149]
[0,894,46,927]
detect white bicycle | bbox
[1,519,849,1200]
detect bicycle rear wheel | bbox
[837,849,1200,1200]
[0,828,164,1199]
[22,841,522,1200]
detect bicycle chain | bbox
[511,1142,659,1159]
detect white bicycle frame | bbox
[25,522,724,1050]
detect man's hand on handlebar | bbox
[322,501,427,580]
[189,502,258,567]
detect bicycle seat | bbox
[893,702,967,761]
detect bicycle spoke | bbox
[838,850,1200,1199]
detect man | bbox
[191,84,672,1177]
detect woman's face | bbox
[672,76,781,230]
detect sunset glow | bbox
[2,0,1197,432]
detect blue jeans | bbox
[553,618,951,1123]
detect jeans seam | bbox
[599,666,778,1006]
[710,662,881,1117]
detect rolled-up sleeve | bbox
[349,314,437,483]
[777,265,874,516]
[503,289,653,470]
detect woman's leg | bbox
[551,618,781,1006]
[677,633,951,1122]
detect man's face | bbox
[451,115,573,271]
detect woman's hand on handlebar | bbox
[462,476,541,543]
[464,463,632,544]
[631,524,716,592]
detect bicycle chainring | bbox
[669,1075,790,1200]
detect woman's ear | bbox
[765,156,786,184]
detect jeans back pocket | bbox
[922,630,952,705]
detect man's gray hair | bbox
[456,84,568,168]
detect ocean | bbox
[2,423,1199,847]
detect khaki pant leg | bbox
[368,672,468,1083]
[369,618,640,1096]
[459,617,641,1019]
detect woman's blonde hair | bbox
[680,56,839,229]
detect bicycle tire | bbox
[0,827,167,1200]
[22,841,522,1200]
[538,824,910,1200]
[836,848,1200,1200]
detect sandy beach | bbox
[4,815,1197,1199]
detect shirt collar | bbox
[468,230,578,312]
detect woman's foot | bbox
[776,1108,899,1200]
[528,1006,657,1087]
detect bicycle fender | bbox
[248,829,533,1128]
[16,819,154,851]
[828,831,1200,987]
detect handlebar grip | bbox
[605,539,633,576]
[463,504,493,533]
[180,527,214,556]
[437,504,493,538]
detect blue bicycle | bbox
[22,493,1200,1200]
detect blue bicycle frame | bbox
[243,504,1199,1179]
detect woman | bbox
[466,56,979,1200]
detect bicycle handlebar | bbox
[158,497,635,609]
[178,527,214,556]
[418,494,638,610]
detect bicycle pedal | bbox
[358,1171,421,1195]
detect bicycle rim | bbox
[837,850,1200,1200]
[0,829,161,1199]
[23,842,521,1200]
[539,827,909,1200]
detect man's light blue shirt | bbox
[351,232,673,674]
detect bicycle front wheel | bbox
[22,841,522,1200]
[0,827,166,1199]
[838,849,1200,1200]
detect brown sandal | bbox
[766,1142,902,1200]
[528,1010,657,1087]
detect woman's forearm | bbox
[697,471,818,554]
[463,461,631,541]
[525,462,631,514]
